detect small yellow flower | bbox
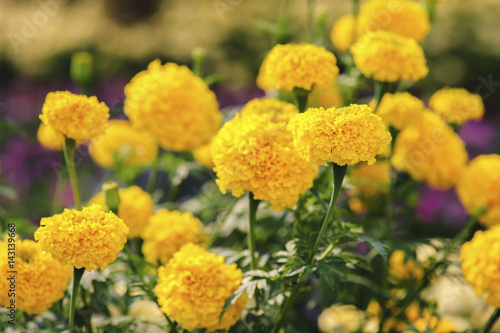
[351,31,428,83]
[388,250,424,283]
[155,243,247,331]
[456,154,500,227]
[89,186,154,238]
[317,304,366,333]
[308,84,344,109]
[391,111,467,189]
[461,225,500,308]
[373,92,426,130]
[37,123,65,151]
[35,205,129,271]
[287,104,391,166]
[330,15,356,52]
[192,138,215,169]
[40,91,109,142]
[212,98,318,211]
[0,236,72,314]
[359,0,431,42]
[141,209,206,265]
[429,87,485,125]
[124,60,223,152]
[257,43,339,91]
[89,119,158,169]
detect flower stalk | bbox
[372,80,390,113]
[293,87,310,113]
[63,138,82,210]
[146,147,160,194]
[69,267,85,333]
[248,193,261,270]
[480,309,500,333]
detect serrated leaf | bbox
[358,236,389,261]
[220,286,247,323]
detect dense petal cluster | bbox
[212,98,318,211]
[155,243,247,331]
[90,186,154,238]
[0,237,72,314]
[330,15,356,52]
[35,205,129,271]
[351,31,428,82]
[37,123,65,150]
[257,43,339,91]
[287,104,391,166]
[40,91,110,142]
[89,120,158,169]
[461,225,500,307]
[359,0,431,42]
[124,60,223,151]
[374,92,426,130]
[141,209,206,265]
[429,87,485,125]
[391,111,468,189]
[456,154,500,227]
[308,84,344,108]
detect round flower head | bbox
[287,104,391,166]
[359,0,431,42]
[155,243,247,331]
[0,236,72,314]
[308,84,343,108]
[37,123,65,151]
[192,138,215,169]
[89,119,158,169]
[373,92,426,130]
[40,91,109,142]
[461,225,500,307]
[391,111,468,189]
[35,205,129,271]
[351,31,429,83]
[429,87,485,125]
[124,60,223,151]
[212,98,319,211]
[141,209,206,265]
[456,154,500,227]
[330,15,356,52]
[257,43,339,91]
[89,186,154,238]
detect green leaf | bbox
[358,236,389,261]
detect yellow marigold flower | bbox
[257,43,339,91]
[37,123,65,151]
[359,0,431,42]
[124,60,223,151]
[373,92,425,130]
[192,138,215,169]
[330,15,356,52]
[456,154,500,227]
[155,243,247,331]
[348,160,391,205]
[287,104,391,166]
[0,236,72,314]
[318,304,366,333]
[409,316,456,333]
[461,225,500,307]
[429,87,485,125]
[388,250,425,282]
[89,119,158,169]
[141,209,206,265]
[212,98,318,211]
[40,91,109,142]
[89,186,154,239]
[391,111,468,189]
[308,84,343,108]
[35,205,129,271]
[351,31,429,83]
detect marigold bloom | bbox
[391,111,467,189]
[348,160,391,199]
[37,123,65,151]
[359,0,431,42]
[257,44,339,91]
[388,250,424,282]
[142,209,206,265]
[89,119,158,169]
[35,205,129,271]
[461,225,500,307]
[330,15,356,52]
[155,243,247,331]
[124,60,223,151]
[90,186,154,238]
[212,98,318,211]
[373,92,426,130]
[287,104,391,166]
[351,31,428,82]
[456,154,500,227]
[318,304,366,333]
[429,87,485,125]
[308,84,343,109]
[192,138,215,169]
[0,237,72,314]
[40,91,109,142]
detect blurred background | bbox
[1,0,500,234]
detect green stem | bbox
[306,0,315,42]
[372,81,390,114]
[424,0,437,23]
[293,87,310,113]
[272,283,303,333]
[146,148,160,194]
[480,309,500,333]
[63,138,82,210]
[248,193,261,270]
[69,267,85,333]
[353,0,360,18]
